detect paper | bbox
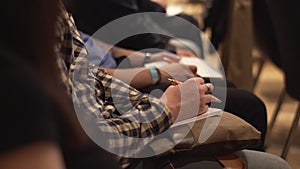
[171,108,223,128]
[144,61,167,68]
[144,57,223,78]
[179,57,223,78]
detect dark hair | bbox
[0,0,86,147]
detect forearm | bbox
[87,69,175,156]
[101,67,153,89]
[94,39,145,67]
[111,46,146,67]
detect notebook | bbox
[144,57,223,78]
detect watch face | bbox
[146,53,152,58]
[144,53,152,64]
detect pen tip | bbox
[211,96,222,103]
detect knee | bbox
[226,89,267,118]
[237,90,267,117]
[236,150,291,169]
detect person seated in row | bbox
[66,0,269,150]
[78,31,267,151]
[50,2,291,169]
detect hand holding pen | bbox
[164,77,217,121]
[168,78,222,103]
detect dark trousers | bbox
[215,87,267,151]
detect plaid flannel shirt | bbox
[56,4,174,168]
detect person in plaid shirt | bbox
[56,3,213,168]
[55,3,291,169]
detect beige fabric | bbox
[148,112,261,156]
[221,0,254,91]
[143,112,260,169]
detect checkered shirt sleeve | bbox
[56,4,174,168]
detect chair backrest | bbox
[253,0,281,68]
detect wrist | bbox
[143,52,152,65]
[148,66,161,85]
[157,69,170,84]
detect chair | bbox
[252,0,281,88]
[262,0,300,159]
[252,53,266,88]
[203,0,254,91]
